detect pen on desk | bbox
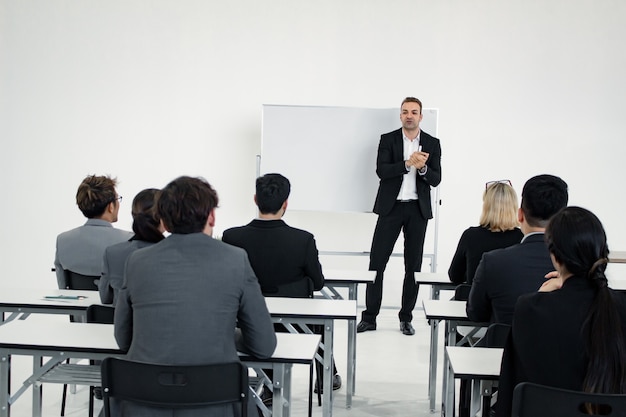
[44,295,87,300]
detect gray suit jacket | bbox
[114,232,277,417]
[54,219,132,289]
[99,238,153,305]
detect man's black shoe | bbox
[356,320,377,333]
[314,374,342,394]
[400,321,415,336]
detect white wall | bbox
[1,0,625,292]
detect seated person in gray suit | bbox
[99,188,165,306]
[54,174,132,289]
[467,174,569,325]
[115,176,276,417]
[222,173,341,392]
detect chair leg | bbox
[89,386,94,417]
[60,384,67,416]
[60,356,71,416]
[315,360,322,406]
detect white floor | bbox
[6,304,447,417]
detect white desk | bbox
[445,346,502,417]
[414,272,457,301]
[319,269,375,301]
[0,289,97,324]
[414,272,457,411]
[316,269,375,402]
[609,251,626,264]
[422,300,488,416]
[265,297,357,415]
[0,290,356,416]
[0,320,319,417]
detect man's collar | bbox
[521,231,545,243]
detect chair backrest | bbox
[512,382,626,417]
[86,304,115,324]
[484,323,511,348]
[453,284,472,301]
[101,358,248,417]
[265,278,314,298]
[64,270,99,291]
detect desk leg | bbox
[272,363,284,417]
[441,320,458,417]
[0,350,9,417]
[428,318,439,413]
[347,282,357,407]
[32,356,43,417]
[346,317,355,409]
[323,320,334,417]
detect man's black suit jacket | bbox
[466,233,554,325]
[373,128,442,218]
[222,219,324,296]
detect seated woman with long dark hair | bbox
[495,206,626,416]
[99,188,165,305]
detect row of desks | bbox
[0,320,322,417]
[0,278,363,417]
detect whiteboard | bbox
[261,104,439,212]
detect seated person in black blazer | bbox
[495,207,626,416]
[467,174,568,325]
[448,180,523,286]
[222,173,341,392]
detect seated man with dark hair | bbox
[54,174,132,289]
[115,176,276,417]
[223,173,341,392]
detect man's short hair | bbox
[401,97,423,113]
[255,173,290,214]
[521,174,569,228]
[158,176,219,234]
[76,175,118,218]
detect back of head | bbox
[479,182,519,232]
[520,174,568,228]
[131,188,164,243]
[546,207,625,394]
[158,176,219,234]
[76,175,118,218]
[255,173,290,214]
[545,206,608,281]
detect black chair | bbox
[101,358,248,417]
[64,270,100,291]
[483,323,511,348]
[512,382,626,417]
[453,283,472,301]
[60,304,115,417]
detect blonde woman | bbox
[448,180,523,285]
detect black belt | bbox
[397,199,417,203]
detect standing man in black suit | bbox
[357,97,442,335]
[466,174,569,325]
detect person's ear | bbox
[518,207,524,224]
[207,209,216,227]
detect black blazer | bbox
[372,128,442,218]
[466,233,554,325]
[222,219,325,296]
[495,276,626,417]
